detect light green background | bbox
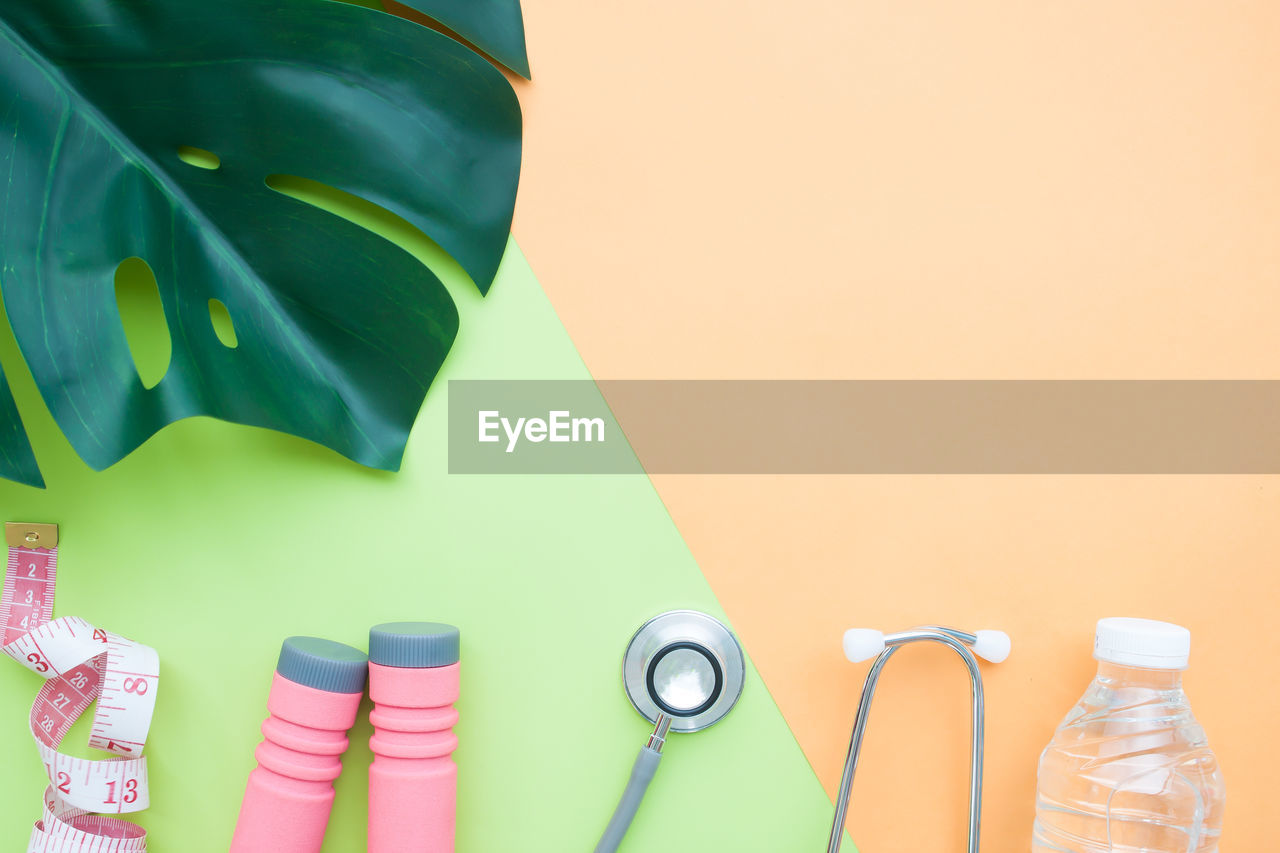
[0,203,846,849]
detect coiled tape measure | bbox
[2,523,159,851]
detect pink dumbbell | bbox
[230,637,368,853]
[367,622,461,853]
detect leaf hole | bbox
[114,258,172,389]
[208,298,238,348]
[177,146,221,171]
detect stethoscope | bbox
[593,610,745,853]
[593,612,1010,853]
[829,625,1011,853]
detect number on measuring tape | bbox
[3,528,158,851]
[105,778,140,806]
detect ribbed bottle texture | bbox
[368,661,460,853]
[230,672,364,853]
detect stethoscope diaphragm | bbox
[621,609,744,734]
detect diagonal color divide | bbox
[508,0,1280,849]
[0,234,844,851]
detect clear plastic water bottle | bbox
[1032,618,1225,852]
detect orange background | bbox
[505,1,1276,849]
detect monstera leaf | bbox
[0,0,523,488]
[0,363,40,486]
[385,0,530,78]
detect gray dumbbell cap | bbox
[276,636,368,694]
[369,622,460,668]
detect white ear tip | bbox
[843,628,886,663]
[973,630,1011,663]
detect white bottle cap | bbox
[1094,617,1191,670]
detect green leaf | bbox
[387,0,531,79]
[0,363,42,487]
[0,0,522,482]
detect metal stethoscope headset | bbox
[593,611,1011,853]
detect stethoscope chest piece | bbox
[595,610,747,853]
[622,610,744,733]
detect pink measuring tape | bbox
[2,523,159,852]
